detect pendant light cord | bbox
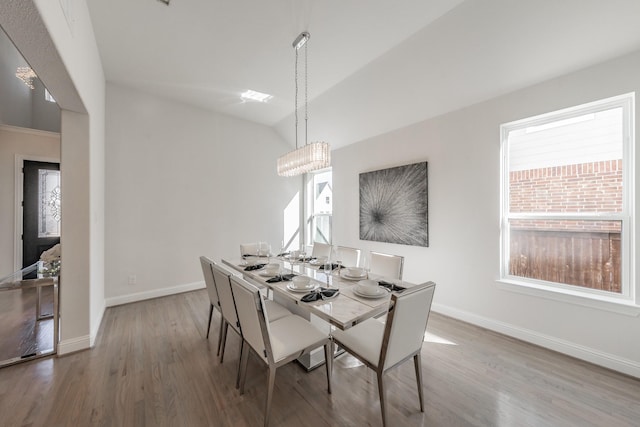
[304,42,308,147]
[294,48,299,150]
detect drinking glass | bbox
[362,255,371,279]
[323,259,333,287]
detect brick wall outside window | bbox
[509,160,622,232]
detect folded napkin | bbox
[266,274,295,283]
[301,287,340,302]
[318,263,344,271]
[244,264,266,271]
[378,280,406,292]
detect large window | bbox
[500,93,634,301]
[306,169,332,246]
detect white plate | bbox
[340,270,367,281]
[287,283,319,293]
[353,286,389,299]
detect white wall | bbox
[0,32,60,133]
[333,50,640,377]
[104,83,299,304]
[0,32,32,128]
[0,125,60,276]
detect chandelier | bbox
[277,32,330,177]
[16,66,37,89]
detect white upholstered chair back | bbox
[380,282,436,370]
[369,251,404,280]
[240,243,258,256]
[229,275,271,363]
[311,242,331,258]
[335,246,361,268]
[240,242,269,256]
[211,263,241,333]
[199,256,220,306]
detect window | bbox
[306,169,332,246]
[500,93,634,302]
[44,88,56,103]
[38,169,61,237]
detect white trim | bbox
[496,279,640,316]
[105,281,205,307]
[431,302,640,379]
[0,123,60,138]
[90,302,106,347]
[499,92,636,303]
[57,334,91,355]
[14,154,61,272]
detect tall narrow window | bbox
[500,93,634,301]
[38,169,61,237]
[309,169,332,245]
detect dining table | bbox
[221,255,414,370]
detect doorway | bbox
[22,160,60,279]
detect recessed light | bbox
[241,90,273,103]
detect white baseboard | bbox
[90,302,106,347]
[58,335,91,355]
[105,281,206,308]
[431,303,640,379]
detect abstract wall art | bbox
[359,162,428,247]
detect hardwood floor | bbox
[0,286,54,362]
[0,289,638,426]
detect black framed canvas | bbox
[359,162,428,247]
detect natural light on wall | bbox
[283,192,300,251]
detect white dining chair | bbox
[335,245,361,268]
[240,242,269,257]
[211,262,292,363]
[311,242,332,258]
[230,274,332,427]
[199,256,224,351]
[331,281,436,427]
[369,251,404,280]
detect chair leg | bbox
[324,342,332,394]
[206,304,214,339]
[377,371,387,427]
[235,340,244,389]
[239,340,250,395]
[264,366,277,427]
[216,316,224,356]
[414,354,424,412]
[219,321,229,363]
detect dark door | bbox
[22,161,60,279]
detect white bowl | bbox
[245,256,259,266]
[292,275,312,289]
[265,263,280,274]
[346,267,365,277]
[357,279,379,295]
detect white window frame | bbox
[499,93,638,314]
[304,167,332,248]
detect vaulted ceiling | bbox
[87,0,640,148]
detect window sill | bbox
[496,279,640,317]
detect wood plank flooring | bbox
[0,289,638,426]
[0,286,54,362]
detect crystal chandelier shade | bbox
[277,32,331,177]
[16,66,37,89]
[277,141,331,177]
